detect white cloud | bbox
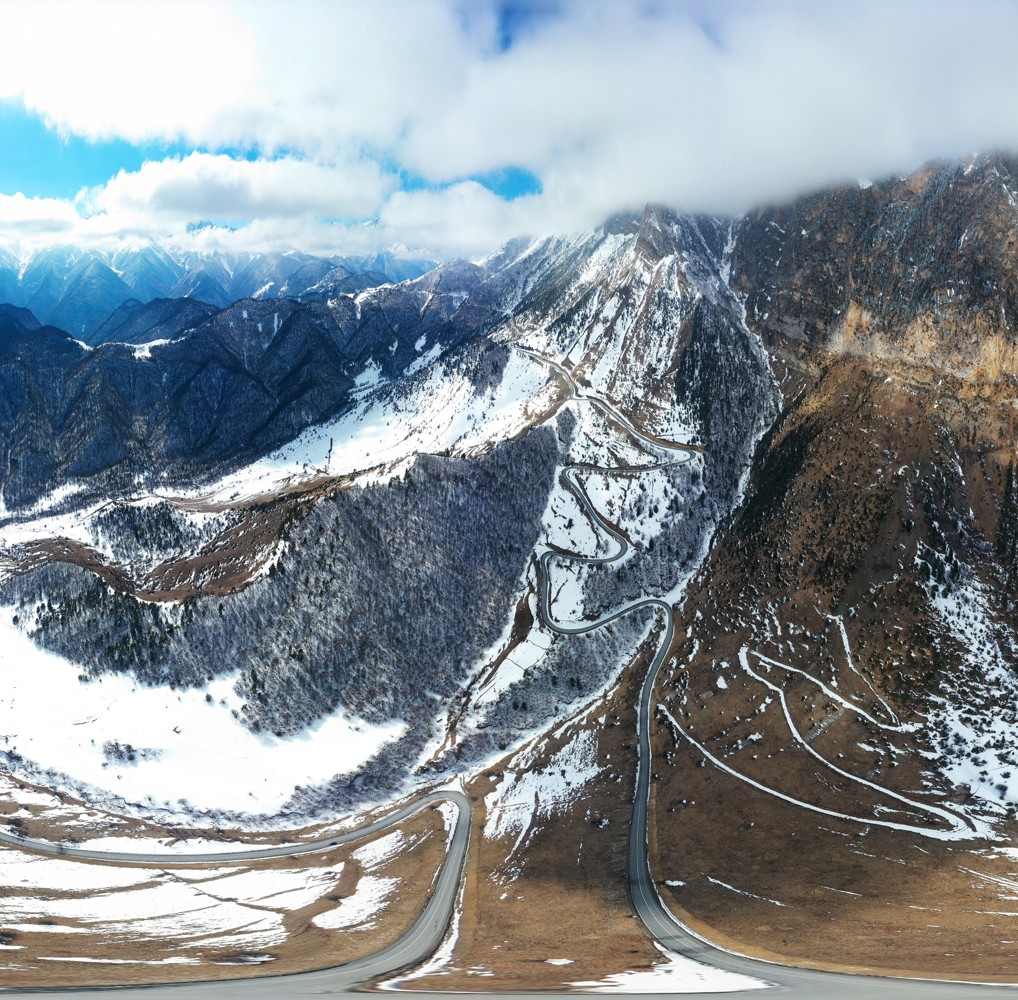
[0,0,468,154]
[83,153,390,224]
[3,0,1018,255]
[397,0,1018,218]
[0,193,80,234]
[0,2,260,146]
[376,183,543,257]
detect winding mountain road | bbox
[0,791,466,866]
[529,349,1007,1000]
[0,347,1009,997]
[0,792,472,996]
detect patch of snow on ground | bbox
[484,728,601,850]
[351,830,406,870]
[0,607,406,818]
[184,865,342,911]
[406,342,443,376]
[569,942,768,993]
[0,496,233,580]
[354,359,384,391]
[312,829,412,931]
[312,874,400,932]
[1,872,288,950]
[546,559,586,624]
[0,481,88,524]
[130,339,172,360]
[0,782,66,809]
[0,854,338,950]
[926,576,1018,810]
[0,850,158,892]
[474,622,555,709]
[704,875,789,908]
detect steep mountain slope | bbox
[43,255,136,336]
[110,242,183,300]
[346,249,438,283]
[0,275,525,509]
[5,158,1018,983]
[0,202,774,825]
[86,297,221,347]
[646,154,1018,977]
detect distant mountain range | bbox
[0,243,440,338]
[0,253,491,509]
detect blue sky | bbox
[0,99,541,205]
[0,1,1013,256]
[0,101,188,200]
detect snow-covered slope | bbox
[1,205,774,826]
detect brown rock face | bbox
[650,155,1018,979]
[733,154,1018,380]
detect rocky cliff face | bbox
[733,154,1018,380]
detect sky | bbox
[1,0,1017,258]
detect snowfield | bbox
[178,346,558,506]
[0,607,405,819]
[0,344,558,583]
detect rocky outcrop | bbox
[733,154,1018,381]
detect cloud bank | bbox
[1,0,1017,256]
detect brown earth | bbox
[0,805,448,988]
[399,644,667,992]
[646,345,1018,980]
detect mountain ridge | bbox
[5,153,1018,982]
[0,242,440,337]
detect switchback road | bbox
[0,346,1009,997]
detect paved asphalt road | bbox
[0,349,1012,996]
[0,791,465,867]
[0,792,472,996]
